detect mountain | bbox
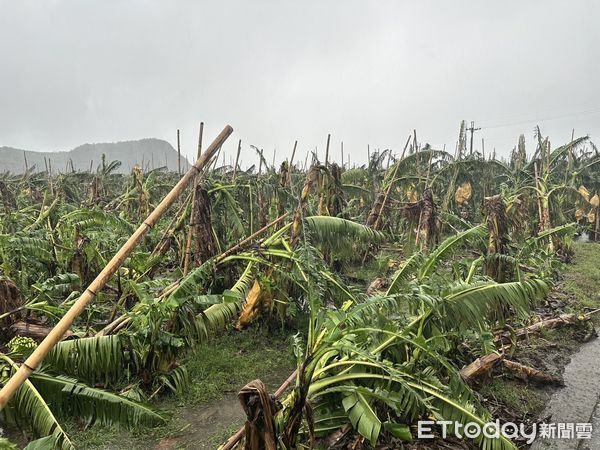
[0,138,191,174]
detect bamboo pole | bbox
[533,162,545,230]
[0,125,234,410]
[218,212,289,260]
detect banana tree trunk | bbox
[484,195,509,282]
[192,185,217,264]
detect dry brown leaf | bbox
[455,181,472,205]
[406,185,418,203]
[588,210,596,223]
[236,280,263,330]
[578,185,590,202]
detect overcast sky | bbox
[1,0,599,168]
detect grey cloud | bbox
[0,0,598,168]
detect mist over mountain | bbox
[0,138,190,174]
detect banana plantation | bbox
[0,122,599,450]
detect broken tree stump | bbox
[460,353,503,382]
[461,353,563,386]
[9,321,73,342]
[366,277,390,296]
[238,379,278,450]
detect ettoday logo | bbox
[417,420,592,444]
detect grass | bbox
[345,249,401,284]
[480,378,548,417]
[480,241,600,425]
[176,326,295,407]
[65,326,295,449]
[562,242,600,314]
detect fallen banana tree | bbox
[494,312,594,346]
[459,353,563,386]
[0,125,234,411]
[220,226,551,449]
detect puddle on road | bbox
[531,336,600,450]
[157,367,294,449]
[173,392,244,449]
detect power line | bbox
[481,107,600,130]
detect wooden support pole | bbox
[258,148,264,175]
[481,138,485,160]
[0,125,234,410]
[290,140,297,168]
[325,133,331,167]
[177,129,182,175]
[414,129,420,181]
[372,135,411,230]
[233,139,241,180]
[218,212,289,260]
[197,122,204,157]
[289,140,297,186]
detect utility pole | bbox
[467,121,481,156]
